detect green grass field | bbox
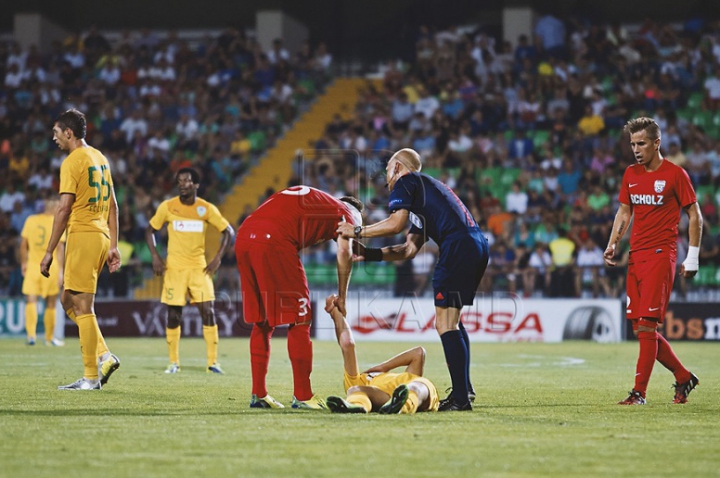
[0,338,717,478]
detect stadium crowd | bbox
[3,17,720,299]
[0,27,332,296]
[292,18,720,299]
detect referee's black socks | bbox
[440,330,470,405]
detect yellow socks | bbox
[166,327,181,364]
[44,306,56,342]
[203,325,218,366]
[76,314,99,379]
[400,390,420,414]
[347,392,372,412]
[94,321,110,358]
[25,302,38,340]
[68,307,109,358]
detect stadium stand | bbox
[3,19,720,301]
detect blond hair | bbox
[391,148,422,172]
[624,117,661,141]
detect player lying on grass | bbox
[324,294,439,414]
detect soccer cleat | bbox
[46,338,65,347]
[291,395,327,410]
[98,354,121,385]
[165,363,181,374]
[26,338,36,346]
[673,373,699,404]
[326,396,368,414]
[438,395,473,412]
[207,363,224,374]
[250,394,285,409]
[618,390,646,405]
[439,386,476,409]
[58,378,101,390]
[379,384,410,414]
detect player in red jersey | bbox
[235,186,364,410]
[604,117,702,405]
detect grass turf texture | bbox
[0,338,718,477]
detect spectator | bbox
[665,141,687,167]
[575,237,610,298]
[506,181,529,214]
[549,227,576,297]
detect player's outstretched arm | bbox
[145,224,165,276]
[363,346,426,376]
[335,235,353,316]
[325,294,359,377]
[604,203,632,266]
[337,209,409,239]
[41,193,73,278]
[680,202,703,278]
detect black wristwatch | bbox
[354,225,363,238]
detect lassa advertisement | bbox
[313,296,623,343]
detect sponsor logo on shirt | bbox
[173,220,204,233]
[389,199,403,206]
[630,194,664,205]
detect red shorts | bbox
[626,250,676,323]
[235,237,310,327]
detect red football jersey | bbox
[240,186,361,251]
[618,159,696,254]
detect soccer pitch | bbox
[1,338,717,477]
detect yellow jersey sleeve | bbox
[149,201,169,231]
[206,203,230,232]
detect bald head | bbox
[391,148,422,172]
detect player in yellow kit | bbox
[41,109,122,391]
[145,168,234,374]
[21,196,65,346]
[323,295,439,414]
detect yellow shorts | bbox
[343,371,439,412]
[22,267,60,297]
[64,232,109,294]
[161,268,215,306]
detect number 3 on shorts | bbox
[298,298,309,317]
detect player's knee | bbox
[411,346,426,363]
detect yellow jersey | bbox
[20,213,65,264]
[149,196,230,270]
[59,146,113,236]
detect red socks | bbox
[287,324,313,401]
[634,330,658,396]
[250,324,273,397]
[633,330,658,397]
[656,334,692,384]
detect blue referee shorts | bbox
[432,229,489,309]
